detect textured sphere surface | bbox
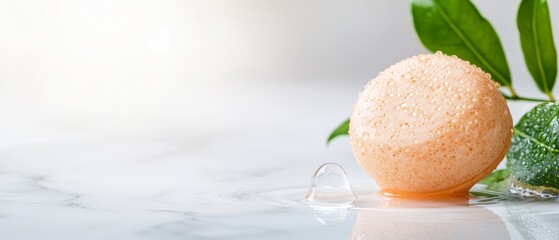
[349,53,513,197]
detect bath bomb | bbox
[349,52,513,197]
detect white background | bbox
[2,0,557,146]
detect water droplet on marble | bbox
[305,163,356,204]
[306,163,355,226]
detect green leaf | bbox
[411,0,513,88]
[327,119,350,144]
[479,169,511,192]
[507,102,559,194]
[517,0,557,100]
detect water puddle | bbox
[198,163,559,239]
[510,181,559,199]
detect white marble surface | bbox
[1,83,558,240]
[0,82,361,239]
[2,138,559,240]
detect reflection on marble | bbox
[309,188,559,240]
[351,208,510,240]
[309,205,351,227]
[350,199,510,240]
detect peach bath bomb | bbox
[349,52,513,198]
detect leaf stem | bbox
[506,85,518,98]
[503,94,552,103]
[545,91,556,102]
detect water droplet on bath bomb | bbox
[305,163,356,204]
[483,96,492,105]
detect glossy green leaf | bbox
[517,0,557,99]
[479,169,511,192]
[411,0,512,88]
[507,102,559,193]
[327,119,350,144]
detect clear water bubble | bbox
[305,163,356,204]
[305,163,356,226]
